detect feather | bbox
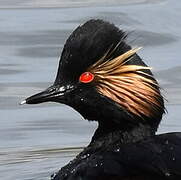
[88,48,163,118]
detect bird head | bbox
[21,19,165,133]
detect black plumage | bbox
[23,19,181,180]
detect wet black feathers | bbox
[55,19,131,83]
[52,133,181,180]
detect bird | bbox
[20,19,181,180]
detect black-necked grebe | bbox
[21,19,181,180]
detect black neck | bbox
[91,121,154,146]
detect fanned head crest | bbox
[24,19,165,133]
[87,47,164,119]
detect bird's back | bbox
[52,132,181,180]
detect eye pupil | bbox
[79,72,94,83]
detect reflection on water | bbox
[1,147,82,166]
[0,0,181,179]
[0,147,82,180]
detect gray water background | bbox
[0,0,181,179]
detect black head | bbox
[22,19,165,133]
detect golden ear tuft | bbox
[88,48,162,118]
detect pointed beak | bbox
[20,85,67,105]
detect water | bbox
[0,0,181,179]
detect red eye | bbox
[79,72,94,83]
